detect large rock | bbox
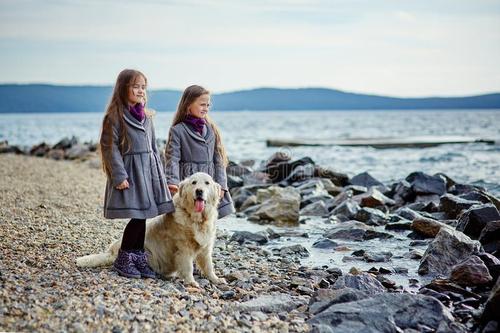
[418,228,481,276]
[65,144,91,160]
[247,186,301,224]
[349,172,384,189]
[353,187,395,208]
[439,193,482,219]
[300,200,329,216]
[330,200,361,220]
[308,288,368,315]
[314,167,349,187]
[230,231,268,245]
[479,220,500,255]
[237,293,308,313]
[30,142,50,156]
[391,180,415,206]
[52,136,78,150]
[308,293,466,333]
[323,221,393,242]
[449,255,493,286]
[411,217,451,238]
[354,207,389,226]
[456,204,500,239]
[332,273,385,295]
[406,171,447,196]
[480,277,500,327]
[264,154,314,183]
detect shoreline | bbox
[1,153,499,332]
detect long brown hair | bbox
[170,85,228,166]
[99,69,149,177]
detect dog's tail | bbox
[76,241,119,268]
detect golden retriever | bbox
[76,172,225,286]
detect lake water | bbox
[2,109,499,288]
[2,110,499,195]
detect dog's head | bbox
[177,172,221,213]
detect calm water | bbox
[2,110,499,195]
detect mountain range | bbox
[1,84,499,113]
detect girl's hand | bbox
[116,179,129,190]
[168,184,179,194]
[219,189,225,199]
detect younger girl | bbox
[100,69,174,279]
[164,85,235,218]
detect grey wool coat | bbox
[102,108,174,219]
[164,122,235,218]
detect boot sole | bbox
[114,266,141,279]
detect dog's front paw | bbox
[185,279,200,288]
[209,276,226,285]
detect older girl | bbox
[164,85,235,218]
[100,69,174,279]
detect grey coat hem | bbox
[104,201,174,219]
[218,200,235,219]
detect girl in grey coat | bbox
[99,69,174,279]
[165,85,235,218]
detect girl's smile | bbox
[188,94,210,119]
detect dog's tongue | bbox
[195,199,205,212]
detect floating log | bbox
[266,136,496,149]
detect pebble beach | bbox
[0,154,311,332]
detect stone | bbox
[265,156,314,183]
[392,180,415,206]
[230,231,269,245]
[241,172,271,186]
[65,144,91,160]
[308,293,467,333]
[239,195,257,212]
[308,288,369,315]
[480,277,500,326]
[411,217,451,238]
[343,185,368,195]
[384,221,412,231]
[439,193,482,219]
[52,136,78,150]
[275,244,309,258]
[237,293,308,313]
[479,220,500,255]
[395,207,424,221]
[30,142,50,157]
[349,172,384,189]
[248,186,301,225]
[363,251,393,263]
[312,239,338,249]
[300,200,329,216]
[324,221,393,242]
[406,171,447,196]
[330,200,360,220]
[354,207,389,226]
[314,166,349,187]
[418,228,481,276]
[226,161,253,177]
[456,204,500,239]
[319,178,343,196]
[47,149,65,160]
[354,187,395,208]
[332,273,385,295]
[449,255,493,286]
[227,175,244,189]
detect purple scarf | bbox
[129,103,145,122]
[184,114,206,135]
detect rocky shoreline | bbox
[1,138,499,332]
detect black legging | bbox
[120,218,146,251]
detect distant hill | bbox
[0,84,499,113]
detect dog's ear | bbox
[213,181,222,203]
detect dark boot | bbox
[131,250,156,279]
[113,249,141,279]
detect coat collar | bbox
[123,105,147,131]
[180,122,214,143]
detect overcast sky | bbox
[1,0,499,97]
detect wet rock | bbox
[406,171,447,196]
[247,186,300,225]
[312,239,338,249]
[411,217,451,238]
[419,287,452,304]
[456,204,500,239]
[226,161,253,177]
[459,191,493,204]
[309,293,467,333]
[230,231,268,245]
[330,200,360,220]
[239,195,257,211]
[439,193,483,219]
[323,221,371,241]
[237,293,308,313]
[392,180,415,206]
[449,255,493,286]
[384,221,412,231]
[395,207,425,221]
[349,172,385,190]
[418,228,481,276]
[314,166,349,187]
[479,220,500,255]
[274,244,309,258]
[300,200,329,216]
[319,178,343,196]
[480,277,500,328]
[265,155,314,183]
[227,175,244,189]
[332,273,385,295]
[354,207,389,226]
[354,187,395,208]
[343,185,367,195]
[241,172,271,186]
[281,163,316,184]
[449,183,486,196]
[0,142,24,154]
[308,288,368,315]
[363,251,393,263]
